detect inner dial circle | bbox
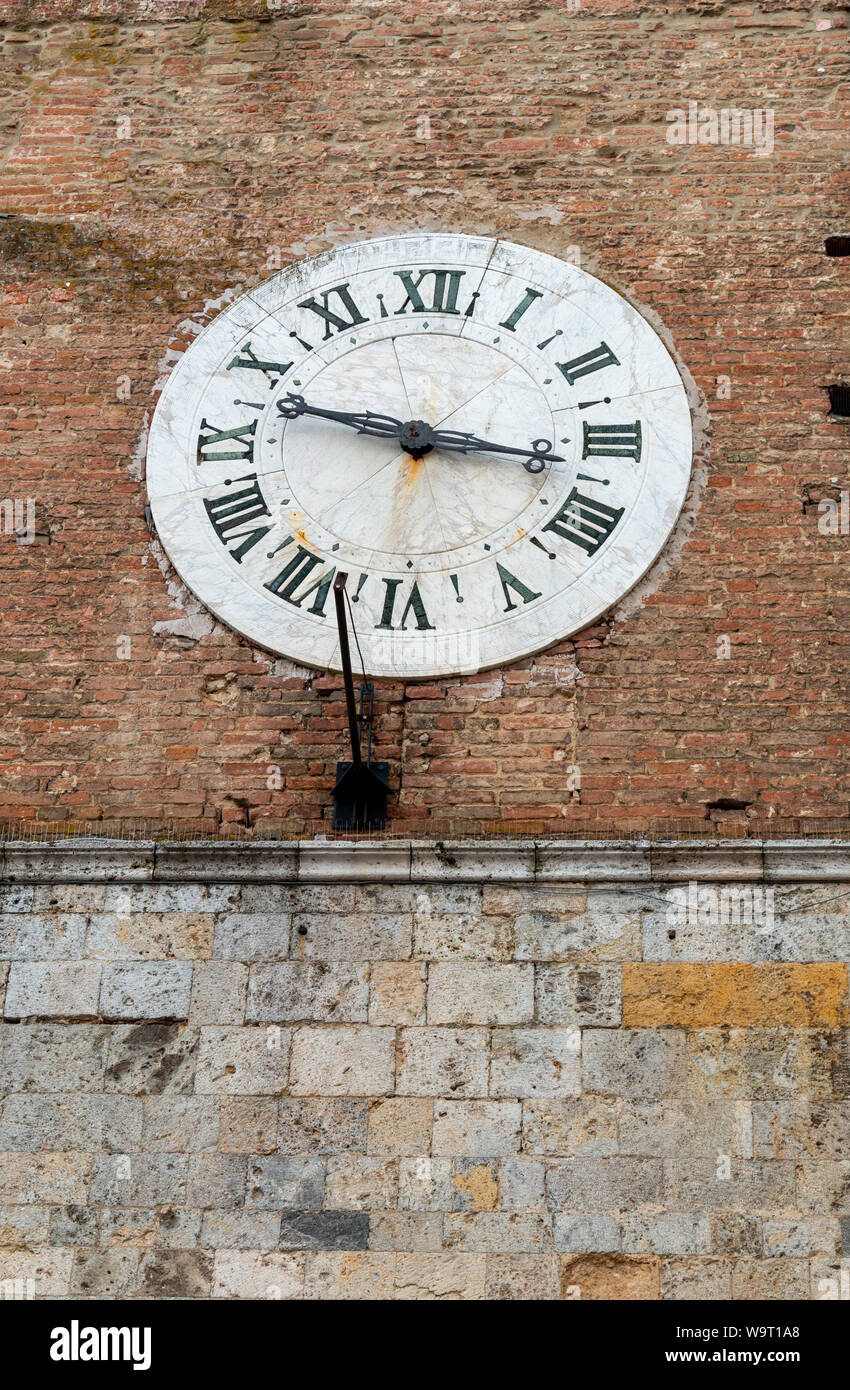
[275,333,554,559]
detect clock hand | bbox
[277,391,564,473]
[277,392,404,442]
[426,427,565,475]
[278,393,454,460]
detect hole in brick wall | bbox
[827,384,850,417]
[802,482,842,514]
[706,799,751,813]
[825,236,850,257]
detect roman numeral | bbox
[542,488,625,556]
[297,282,369,339]
[264,544,335,615]
[394,269,466,315]
[582,421,642,462]
[496,563,542,612]
[227,341,294,385]
[376,578,434,631]
[197,418,257,466]
[556,341,620,385]
[499,287,543,331]
[203,475,272,562]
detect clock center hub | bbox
[399,419,434,458]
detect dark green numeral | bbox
[496,563,542,612]
[394,269,466,315]
[556,341,620,385]
[376,578,434,630]
[582,421,642,462]
[499,287,543,331]
[197,418,257,466]
[264,544,335,615]
[227,341,294,386]
[542,488,624,556]
[297,282,369,339]
[203,475,272,562]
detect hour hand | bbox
[277,392,403,442]
[427,427,565,474]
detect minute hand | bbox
[428,428,565,474]
[277,392,403,441]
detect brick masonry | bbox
[2,850,850,1300]
[0,0,847,1308]
[0,0,847,836]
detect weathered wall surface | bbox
[1,846,849,1300]
[1,0,848,834]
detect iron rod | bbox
[333,572,362,767]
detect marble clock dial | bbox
[146,234,693,677]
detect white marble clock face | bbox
[147,234,692,677]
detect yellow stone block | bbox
[560,1254,660,1301]
[622,963,849,1028]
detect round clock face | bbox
[147,234,692,677]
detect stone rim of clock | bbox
[147,233,693,678]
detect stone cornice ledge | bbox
[0,838,849,884]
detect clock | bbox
[147,233,692,678]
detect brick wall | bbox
[1,843,849,1301]
[1,0,847,834]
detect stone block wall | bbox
[1,842,848,1301]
